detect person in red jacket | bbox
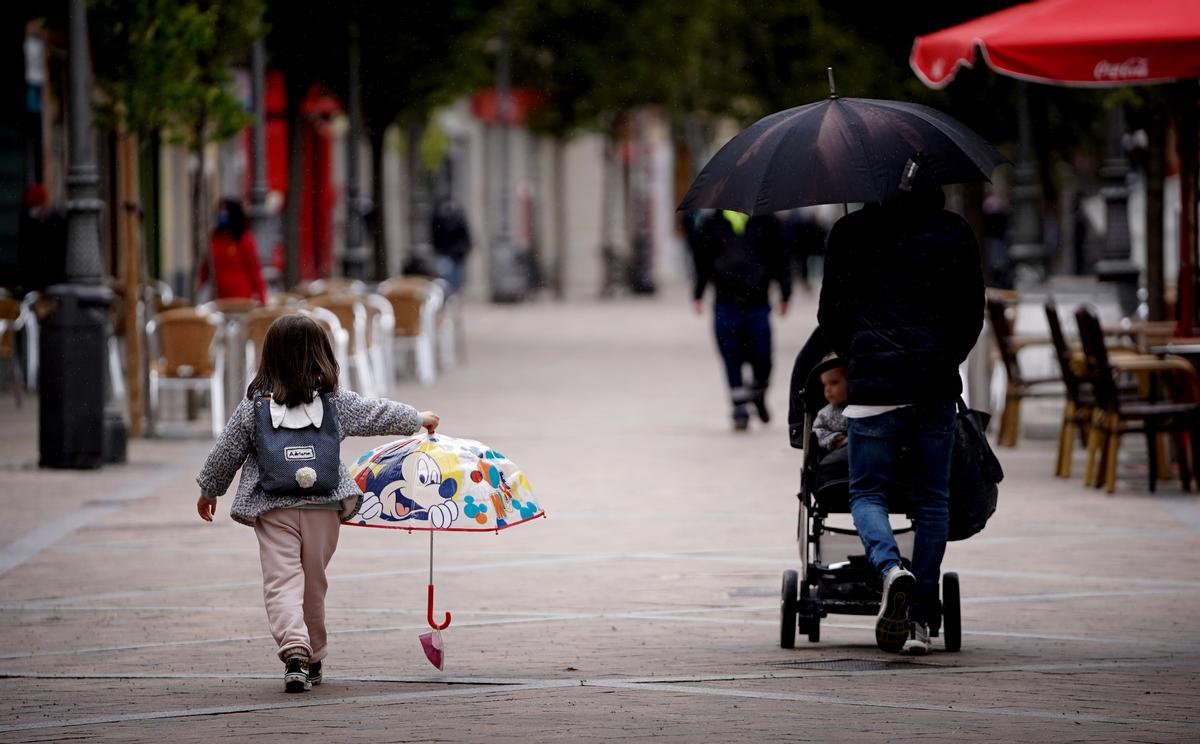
[200,199,267,303]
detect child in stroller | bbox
[780,331,961,652]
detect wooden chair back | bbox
[202,297,261,316]
[1044,298,1082,400]
[1074,305,1119,411]
[986,297,1023,383]
[306,294,365,352]
[244,307,294,363]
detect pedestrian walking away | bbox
[195,313,440,692]
[431,196,473,295]
[691,210,792,431]
[817,158,984,654]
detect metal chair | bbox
[378,277,442,386]
[147,308,226,438]
[362,294,396,395]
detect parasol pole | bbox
[827,67,837,99]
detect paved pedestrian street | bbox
[1,292,1197,742]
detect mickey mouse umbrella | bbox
[346,434,544,670]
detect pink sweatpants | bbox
[254,508,341,662]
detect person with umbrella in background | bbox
[817,158,984,654]
[691,209,792,431]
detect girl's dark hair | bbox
[246,314,340,406]
[218,198,248,240]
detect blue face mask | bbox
[217,212,230,230]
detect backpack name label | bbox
[285,446,316,461]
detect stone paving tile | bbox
[1,292,1199,740]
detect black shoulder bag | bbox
[948,397,1003,541]
[254,392,342,496]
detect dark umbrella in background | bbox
[679,75,1008,215]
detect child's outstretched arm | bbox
[195,399,254,520]
[334,389,432,438]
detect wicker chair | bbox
[0,298,23,406]
[296,278,367,297]
[305,294,376,396]
[1075,305,1200,493]
[147,308,226,437]
[378,277,442,385]
[987,297,1061,446]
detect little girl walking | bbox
[196,314,438,692]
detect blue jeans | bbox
[847,402,955,625]
[438,256,465,295]
[713,302,772,421]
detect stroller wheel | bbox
[780,570,799,649]
[942,572,961,652]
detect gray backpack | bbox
[253,392,342,496]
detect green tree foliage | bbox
[91,0,262,144]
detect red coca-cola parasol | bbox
[911,0,1200,333]
[911,0,1200,88]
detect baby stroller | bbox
[780,332,961,650]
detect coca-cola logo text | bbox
[1094,58,1149,80]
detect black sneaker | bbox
[753,392,770,423]
[875,566,917,653]
[307,661,323,686]
[733,417,750,432]
[284,654,311,693]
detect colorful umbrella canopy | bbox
[910,0,1200,88]
[346,434,543,670]
[677,97,1007,215]
[348,434,542,532]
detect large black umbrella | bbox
[679,96,1008,215]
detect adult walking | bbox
[817,161,983,654]
[430,196,473,295]
[692,210,792,431]
[200,199,267,304]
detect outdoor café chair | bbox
[432,277,465,369]
[296,278,367,297]
[147,307,226,438]
[378,276,443,385]
[1075,305,1200,494]
[987,296,1061,447]
[305,294,376,397]
[362,294,396,395]
[0,297,24,406]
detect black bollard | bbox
[38,284,110,469]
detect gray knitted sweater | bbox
[196,389,421,526]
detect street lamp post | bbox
[40,0,124,468]
[342,24,369,280]
[248,36,278,288]
[1007,83,1047,285]
[1094,104,1140,317]
[489,28,526,303]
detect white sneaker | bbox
[876,565,917,652]
[902,621,932,655]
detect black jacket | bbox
[817,189,984,405]
[692,212,792,309]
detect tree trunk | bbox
[190,115,208,301]
[190,115,209,302]
[1146,104,1167,322]
[117,131,142,437]
[552,138,567,300]
[283,95,304,289]
[369,126,389,280]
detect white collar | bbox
[269,393,324,429]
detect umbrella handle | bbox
[427,583,451,630]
